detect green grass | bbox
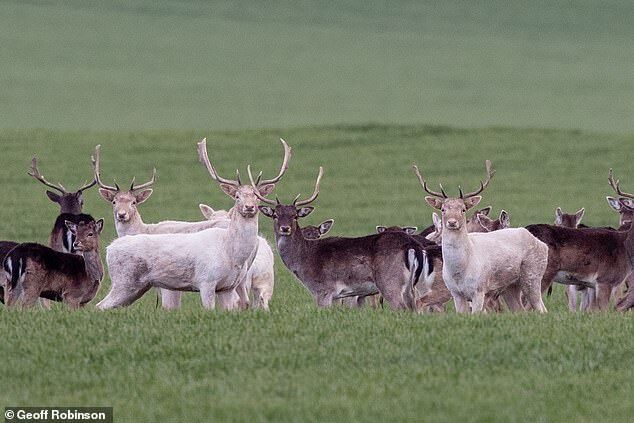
[0,126,632,422]
[2,1,634,132]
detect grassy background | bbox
[0,126,632,421]
[2,0,634,132]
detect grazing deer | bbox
[415,160,548,313]
[526,170,634,310]
[97,138,289,310]
[553,207,596,311]
[92,145,241,309]
[252,166,423,310]
[28,156,97,253]
[3,219,105,309]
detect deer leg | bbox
[160,289,182,310]
[199,283,216,310]
[566,285,578,311]
[217,289,240,311]
[594,283,613,311]
[580,287,594,311]
[452,294,470,314]
[470,291,486,313]
[501,285,523,312]
[97,283,151,309]
[38,298,53,310]
[315,291,334,308]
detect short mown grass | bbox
[0,126,632,422]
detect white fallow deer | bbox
[92,145,243,309]
[97,138,289,310]
[414,160,548,313]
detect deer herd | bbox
[0,138,632,314]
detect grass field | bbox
[0,126,632,422]
[2,0,634,132]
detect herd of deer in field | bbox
[0,138,632,314]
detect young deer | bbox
[252,167,423,310]
[98,138,289,310]
[3,219,105,309]
[553,207,595,311]
[526,170,634,310]
[415,160,548,313]
[28,156,97,253]
[92,145,243,309]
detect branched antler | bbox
[412,165,447,198]
[28,157,68,194]
[460,160,495,199]
[608,168,633,199]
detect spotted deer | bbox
[252,167,423,310]
[3,219,105,309]
[415,160,548,313]
[526,169,634,310]
[97,138,288,310]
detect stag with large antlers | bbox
[253,166,424,310]
[97,138,288,310]
[525,169,634,310]
[416,160,548,313]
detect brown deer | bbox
[526,169,634,310]
[302,220,335,240]
[28,156,97,254]
[415,160,548,313]
[3,219,105,309]
[251,166,423,310]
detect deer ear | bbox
[135,189,153,204]
[555,207,563,225]
[257,184,276,197]
[403,226,418,235]
[499,210,510,228]
[297,206,314,218]
[65,221,77,234]
[199,204,215,219]
[258,206,275,218]
[219,184,238,198]
[94,219,104,233]
[463,196,482,210]
[425,196,443,210]
[477,206,492,216]
[319,219,334,235]
[621,199,634,209]
[46,191,61,203]
[432,213,442,230]
[575,208,585,224]
[606,196,622,211]
[376,226,387,234]
[99,189,116,203]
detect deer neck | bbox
[441,224,474,276]
[114,212,145,237]
[225,208,259,262]
[276,225,308,273]
[81,249,104,284]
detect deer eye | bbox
[132,201,137,205]
[88,233,94,237]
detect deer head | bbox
[554,207,584,228]
[92,145,156,223]
[477,210,511,232]
[65,219,104,253]
[251,166,323,237]
[607,169,634,227]
[198,138,290,218]
[29,156,96,214]
[302,219,335,240]
[413,160,495,232]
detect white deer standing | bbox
[414,160,548,313]
[97,138,289,310]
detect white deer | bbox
[413,160,548,313]
[96,138,289,310]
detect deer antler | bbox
[129,168,156,192]
[460,160,495,199]
[608,168,633,199]
[91,145,119,192]
[197,138,240,187]
[255,138,292,186]
[28,156,68,194]
[412,165,447,198]
[295,167,324,207]
[247,165,278,205]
